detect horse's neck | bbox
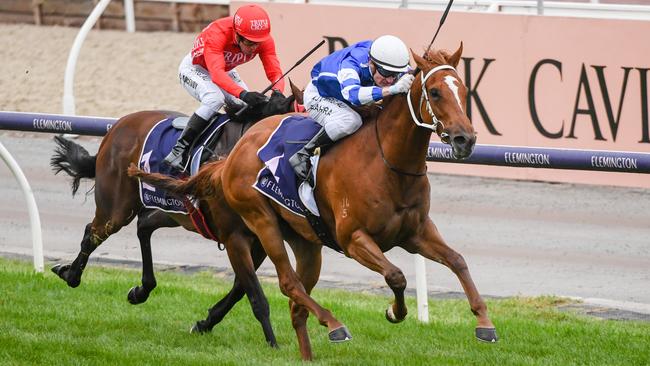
[374,95,433,174]
[207,120,249,158]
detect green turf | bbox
[1,257,648,365]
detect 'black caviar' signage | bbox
[324,36,649,145]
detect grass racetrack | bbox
[1,257,649,365]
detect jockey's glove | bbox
[240,91,269,107]
[388,74,415,95]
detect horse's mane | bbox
[352,104,383,120]
[224,90,296,125]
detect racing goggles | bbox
[373,62,400,79]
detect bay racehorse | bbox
[131,43,498,360]
[50,91,300,347]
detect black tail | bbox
[50,135,96,196]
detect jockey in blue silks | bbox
[289,35,415,182]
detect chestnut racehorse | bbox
[50,91,298,347]
[132,44,498,360]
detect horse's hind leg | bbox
[127,209,180,305]
[192,235,277,348]
[411,220,497,342]
[243,208,350,345]
[52,170,139,288]
[52,207,137,288]
[52,222,96,287]
[286,235,323,361]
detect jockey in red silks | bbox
[165,4,285,171]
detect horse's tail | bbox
[50,135,97,196]
[127,160,226,199]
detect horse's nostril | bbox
[453,135,468,146]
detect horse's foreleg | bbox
[193,234,277,348]
[226,236,277,347]
[345,230,408,323]
[127,210,179,305]
[412,220,498,342]
[191,277,246,333]
[287,237,323,361]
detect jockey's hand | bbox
[388,74,415,95]
[240,91,268,107]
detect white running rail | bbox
[0,141,43,272]
[63,0,113,116]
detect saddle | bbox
[170,114,245,171]
[254,115,341,252]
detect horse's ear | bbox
[411,49,428,70]
[447,42,463,68]
[289,78,304,105]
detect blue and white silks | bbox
[310,40,384,106]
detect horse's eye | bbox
[430,89,441,100]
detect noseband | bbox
[407,64,457,141]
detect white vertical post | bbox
[63,0,113,115]
[0,141,43,273]
[124,0,135,32]
[415,254,429,323]
[537,0,544,15]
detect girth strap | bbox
[304,211,343,253]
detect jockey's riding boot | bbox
[163,113,209,171]
[289,127,334,184]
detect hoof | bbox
[190,321,210,334]
[328,326,352,343]
[51,264,80,288]
[51,263,69,277]
[385,306,405,324]
[127,286,149,305]
[475,327,499,343]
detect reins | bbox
[374,63,458,177]
[373,0,455,176]
[374,116,427,177]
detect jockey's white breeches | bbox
[303,81,362,141]
[178,53,248,120]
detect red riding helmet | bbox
[233,5,271,43]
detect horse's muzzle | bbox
[450,132,476,160]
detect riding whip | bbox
[413,0,455,75]
[236,40,326,116]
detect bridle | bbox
[407,64,457,143]
[375,64,457,177]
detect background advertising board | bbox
[232,2,650,188]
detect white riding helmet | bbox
[369,35,410,73]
